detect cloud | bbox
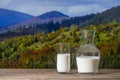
[0,0,12,8]
[0,0,120,16]
[2,0,69,16]
[68,4,107,16]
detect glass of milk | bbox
[76,30,100,74]
[57,43,70,73]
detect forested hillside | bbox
[0,21,120,69]
[1,5,120,40]
[81,6,120,26]
[0,14,95,40]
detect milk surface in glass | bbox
[57,53,70,73]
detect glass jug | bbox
[76,30,100,73]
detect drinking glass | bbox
[57,43,70,73]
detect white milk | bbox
[76,56,100,73]
[57,53,70,73]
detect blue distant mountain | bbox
[0,8,34,29]
[7,11,70,30]
[1,6,120,39]
[38,11,69,19]
[0,10,70,31]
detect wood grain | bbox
[0,69,120,80]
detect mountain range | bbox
[0,10,70,31]
[81,6,120,26]
[0,8,34,30]
[0,5,120,39]
[10,11,70,29]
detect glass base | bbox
[58,72,69,74]
[78,71,98,74]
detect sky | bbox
[0,0,120,17]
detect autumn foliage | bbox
[0,22,120,68]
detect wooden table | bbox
[0,69,120,80]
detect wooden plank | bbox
[0,69,120,80]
